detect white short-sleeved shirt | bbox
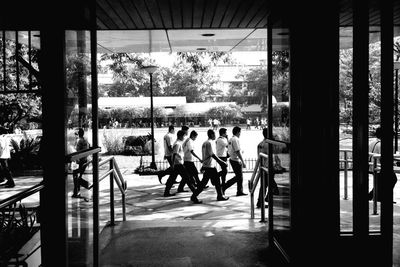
[183,138,195,162]
[228,135,241,162]
[173,140,184,165]
[164,132,174,157]
[202,139,216,168]
[0,135,11,159]
[216,136,228,157]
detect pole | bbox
[150,73,157,170]
[395,69,399,153]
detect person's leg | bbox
[185,161,201,186]
[78,162,90,189]
[209,168,228,201]
[158,156,173,183]
[223,160,240,193]
[0,159,14,187]
[230,160,246,195]
[72,169,80,197]
[219,157,228,188]
[176,164,196,193]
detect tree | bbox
[0,35,42,131]
[206,104,243,124]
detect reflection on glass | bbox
[272,143,290,254]
[65,30,94,266]
[339,26,353,232]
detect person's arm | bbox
[191,150,203,163]
[212,153,227,167]
[233,139,246,168]
[171,143,179,169]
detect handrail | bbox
[339,149,398,215]
[89,156,127,224]
[249,152,269,222]
[65,147,102,163]
[0,183,44,209]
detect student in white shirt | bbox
[163,130,200,203]
[223,126,247,196]
[0,126,15,188]
[192,129,229,202]
[216,128,229,188]
[157,125,176,184]
[183,130,203,186]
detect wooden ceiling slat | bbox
[96,2,119,29]
[96,17,107,29]
[181,0,193,28]
[98,0,128,29]
[211,0,230,28]
[246,1,269,28]
[220,0,242,28]
[110,0,137,29]
[238,0,265,28]
[156,0,173,29]
[144,0,165,28]
[132,0,156,28]
[228,0,255,28]
[120,0,146,29]
[201,0,218,28]
[170,0,183,28]
[193,0,205,28]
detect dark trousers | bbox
[194,167,223,198]
[0,159,14,185]
[184,161,201,185]
[72,160,89,196]
[223,160,243,194]
[165,164,196,194]
[218,157,228,187]
[159,156,174,177]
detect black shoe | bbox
[164,192,176,197]
[236,192,248,196]
[191,195,202,204]
[217,196,229,201]
[4,183,15,188]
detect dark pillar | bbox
[352,1,370,263]
[289,1,339,265]
[40,29,68,267]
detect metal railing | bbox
[0,183,44,265]
[95,156,127,224]
[248,153,268,222]
[340,149,399,215]
[141,158,258,173]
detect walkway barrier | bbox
[141,158,258,173]
[0,183,44,266]
[94,156,127,224]
[248,153,268,222]
[340,149,399,215]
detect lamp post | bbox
[394,61,400,153]
[142,65,158,170]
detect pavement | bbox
[2,170,400,266]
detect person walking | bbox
[72,128,91,198]
[0,126,15,188]
[183,130,203,187]
[223,126,247,196]
[164,130,201,203]
[216,127,229,188]
[191,129,229,202]
[157,125,176,184]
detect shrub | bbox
[102,130,124,155]
[9,132,42,170]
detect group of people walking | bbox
[157,125,248,204]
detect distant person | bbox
[368,127,398,202]
[216,128,229,188]
[72,128,91,198]
[223,126,247,196]
[192,129,229,202]
[183,130,203,187]
[208,118,213,129]
[256,128,280,208]
[0,126,15,188]
[181,125,189,137]
[158,125,176,184]
[246,118,251,130]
